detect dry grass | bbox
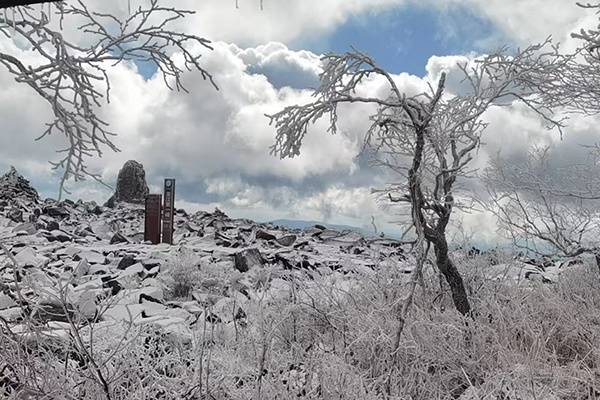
[1,253,600,399]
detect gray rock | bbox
[73,259,90,278]
[122,262,145,276]
[110,232,129,245]
[70,289,98,320]
[32,300,75,323]
[89,220,115,240]
[0,306,22,322]
[49,230,72,243]
[256,230,276,241]
[12,222,37,235]
[7,207,23,223]
[46,220,59,231]
[75,251,106,265]
[0,293,16,310]
[43,205,70,218]
[105,160,149,206]
[117,254,137,270]
[276,234,297,247]
[234,248,264,273]
[15,247,48,268]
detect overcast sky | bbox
[1,0,599,242]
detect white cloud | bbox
[4,1,600,243]
[433,0,593,47]
[5,36,600,237]
[233,42,322,88]
[170,0,408,46]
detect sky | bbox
[0,0,598,243]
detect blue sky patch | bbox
[300,4,507,77]
[134,59,159,80]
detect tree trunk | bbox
[433,238,471,316]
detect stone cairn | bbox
[105,160,149,208]
[0,166,39,202]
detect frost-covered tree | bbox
[560,2,600,114]
[0,0,216,198]
[479,2,600,272]
[268,42,567,316]
[484,146,600,271]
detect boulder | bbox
[49,230,72,243]
[117,254,137,270]
[121,262,145,277]
[234,248,264,273]
[43,205,70,218]
[101,276,123,296]
[256,230,277,241]
[89,220,116,240]
[276,234,297,247]
[15,247,48,268]
[105,160,149,206]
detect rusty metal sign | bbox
[161,178,176,244]
[144,194,162,244]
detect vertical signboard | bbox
[162,178,176,244]
[144,194,162,244]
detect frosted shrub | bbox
[162,251,203,300]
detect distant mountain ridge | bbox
[268,218,401,239]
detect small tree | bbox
[268,42,566,316]
[0,1,216,198]
[484,146,600,270]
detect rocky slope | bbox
[0,166,593,399]
[0,166,583,350]
[0,167,411,349]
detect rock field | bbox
[0,164,592,399]
[0,166,412,349]
[0,165,584,355]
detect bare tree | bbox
[267,41,566,316]
[0,1,216,199]
[484,146,600,270]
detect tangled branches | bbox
[0,1,215,198]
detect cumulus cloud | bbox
[233,42,322,89]
[3,0,600,241]
[0,37,381,223]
